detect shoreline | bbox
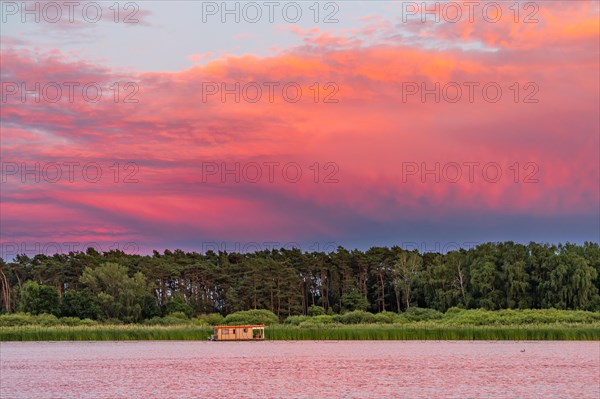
[2,324,598,341]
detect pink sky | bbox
[1,1,598,257]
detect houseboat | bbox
[209,325,265,341]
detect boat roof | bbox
[213,325,265,329]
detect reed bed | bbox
[266,324,600,341]
[0,325,213,341]
[1,323,598,341]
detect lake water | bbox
[1,341,598,398]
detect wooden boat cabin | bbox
[210,325,265,341]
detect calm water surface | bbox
[1,341,598,398]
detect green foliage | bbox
[165,294,193,318]
[2,309,600,341]
[223,309,278,325]
[2,242,600,324]
[543,251,598,310]
[338,310,377,324]
[0,325,213,341]
[168,311,189,320]
[60,289,101,320]
[391,251,423,310]
[284,315,308,326]
[19,281,60,316]
[341,290,369,312]
[35,313,60,326]
[141,295,161,320]
[307,305,326,316]
[0,313,36,326]
[265,324,600,341]
[470,260,499,310]
[298,315,335,327]
[0,313,97,327]
[373,311,399,324]
[59,317,97,326]
[80,262,149,322]
[400,307,444,322]
[1,323,598,341]
[143,315,192,326]
[194,313,225,326]
[445,306,465,314]
[442,308,600,325]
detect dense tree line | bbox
[0,242,598,322]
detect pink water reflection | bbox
[1,341,598,398]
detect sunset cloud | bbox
[1,1,598,256]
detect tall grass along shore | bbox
[1,308,598,341]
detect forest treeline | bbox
[0,242,598,322]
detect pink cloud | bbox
[1,1,598,250]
